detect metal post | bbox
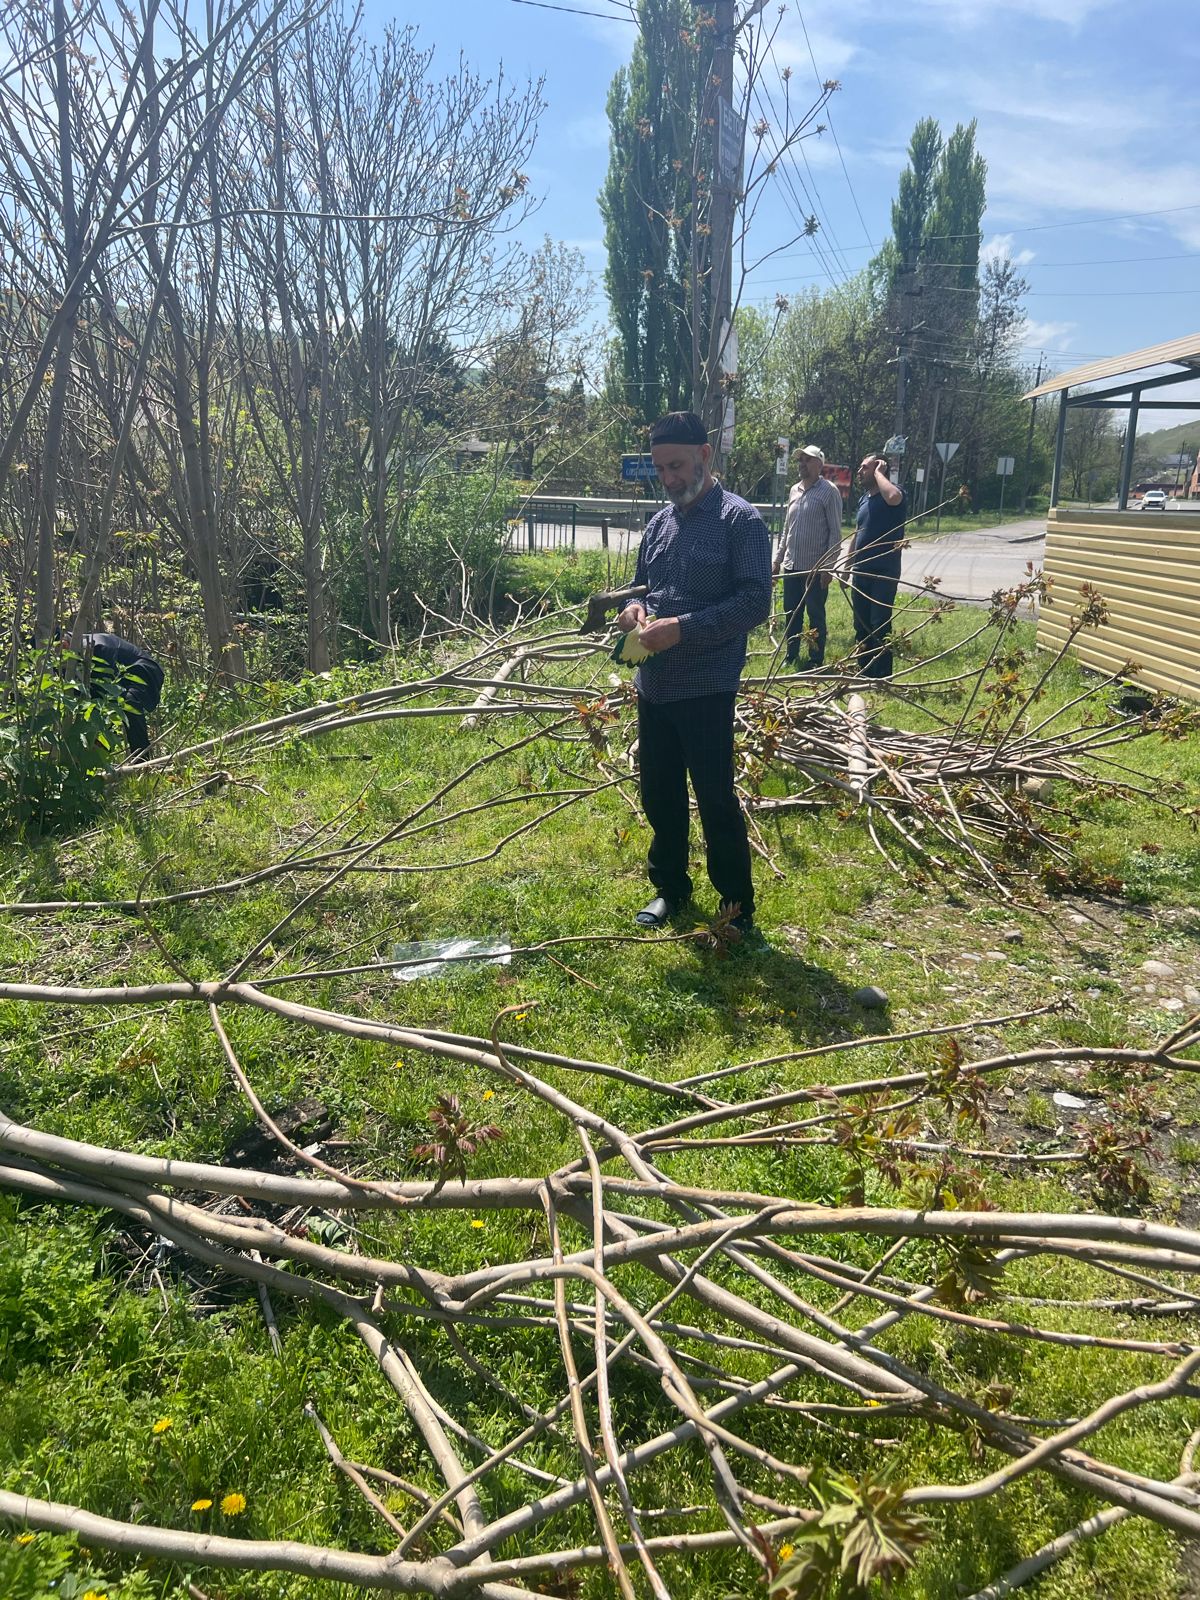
[1050,389,1068,508]
[601,516,609,550]
[999,465,1006,521]
[921,386,941,517]
[1117,388,1140,510]
[1020,354,1043,512]
[526,509,535,552]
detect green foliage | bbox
[0,652,126,834]
[0,1532,159,1599]
[0,1203,112,1379]
[769,1467,931,1597]
[394,468,519,625]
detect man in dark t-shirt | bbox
[68,632,164,759]
[849,455,906,679]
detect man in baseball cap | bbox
[772,445,842,669]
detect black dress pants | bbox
[782,570,827,665]
[850,552,901,679]
[637,691,754,917]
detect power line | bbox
[758,34,855,282]
[794,6,873,248]
[507,0,636,19]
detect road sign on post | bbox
[997,455,1015,519]
[621,454,657,484]
[884,434,907,456]
[717,99,745,185]
[775,436,789,476]
[934,443,961,535]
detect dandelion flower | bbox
[778,1542,794,1562]
[393,1058,404,1069]
[15,1532,35,1545]
[514,1010,528,1021]
[481,1089,495,1101]
[152,1418,173,1435]
[221,1492,247,1517]
[191,1498,213,1512]
[470,1218,485,1229]
[82,1591,108,1600]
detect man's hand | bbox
[771,558,782,576]
[617,603,646,632]
[638,616,681,654]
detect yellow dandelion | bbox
[151,1418,173,1435]
[393,1058,404,1069]
[220,1492,247,1517]
[191,1498,213,1512]
[82,1591,108,1600]
[15,1532,35,1545]
[778,1542,794,1562]
[481,1089,495,1101]
[514,1010,529,1021]
[470,1218,485,1229]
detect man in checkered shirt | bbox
[616,411,771,933]
[772,444,844,669]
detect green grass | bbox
[1,585,1198,1598]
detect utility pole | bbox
[1019,353,1043,512]
[920,385,942,518]
[701,0,737,467]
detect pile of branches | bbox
[1,581,1198,1596]
[2,978,1200,1597]
[735,580,1199,898]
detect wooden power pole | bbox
[701,0,737,465]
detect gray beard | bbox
[666,462,707,508]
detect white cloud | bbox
[903,0,1117,24]
[1023,318,1077,351]
[981,233,1035,268]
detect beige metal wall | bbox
[1038,508,1200,702]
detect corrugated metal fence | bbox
[1038,508,1200,702]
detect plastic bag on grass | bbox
[391,938,512,982]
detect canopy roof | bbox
[1023,332,1200,400]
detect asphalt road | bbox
[900,516,1046,606]
[564,514,1048,607]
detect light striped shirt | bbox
[779,475,843,574]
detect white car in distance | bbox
[1140,488,1168,511]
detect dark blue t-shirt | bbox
[853,490,906,568]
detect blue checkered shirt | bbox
[623,481,771,704]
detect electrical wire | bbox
[507,0,636,19]
[794,6,873,248]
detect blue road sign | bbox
[621,454,658,483]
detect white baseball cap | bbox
[794,444,825,463]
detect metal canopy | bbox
[1032,334,1200,509]
[1024,332,1200,400]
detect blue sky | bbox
[370,0,1199,405]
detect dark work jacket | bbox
[77,633,163,711]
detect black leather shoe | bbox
[635,896,677,929]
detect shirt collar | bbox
[676,478,722,519]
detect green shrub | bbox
[394,469,517,624]
[0,652,127,834]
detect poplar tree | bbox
[599,0,706,428]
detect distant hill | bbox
[1135,419,1200,463]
